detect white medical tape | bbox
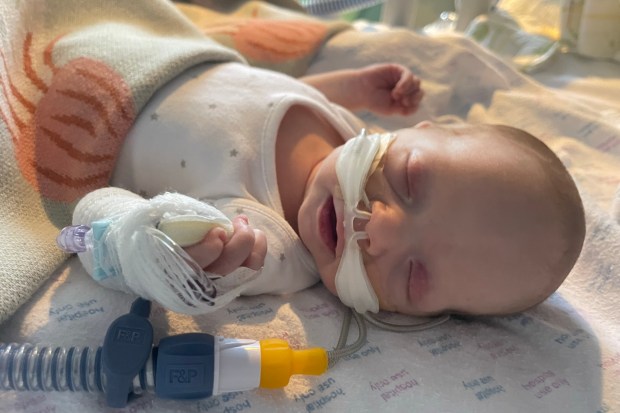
[334,130,395,314]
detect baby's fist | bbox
[360,63,423,116]
[184,215,267,275]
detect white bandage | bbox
[335,130,395,314]
[73,187,258,314]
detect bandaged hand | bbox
[184,215,267,275]
[358,63,423,116]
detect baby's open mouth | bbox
[319,197,338,253]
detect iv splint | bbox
[56,189,258,315]
[335,129,396,314]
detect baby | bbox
[97,60,585,317]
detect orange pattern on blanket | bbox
[208,19,329,63]
[0,32,135,203]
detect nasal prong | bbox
[354,208,371,221]
[350,208,370,233]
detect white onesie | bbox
[111,62,364,297]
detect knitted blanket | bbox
[0,0,348,324]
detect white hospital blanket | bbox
[1,27,620,413]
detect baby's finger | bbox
[243,229,267,270]
[403,87,424,107]
[400,89,424,115]
[392,74,420,99]
[184,227,227,269]
[411,89,424,106]
[205,217,256,275]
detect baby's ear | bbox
[414,120,433,129]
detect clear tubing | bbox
[0,343,153,394]
[326,309,367,369]
[56,225,92,253]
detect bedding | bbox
[1,1,619,412]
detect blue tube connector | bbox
[102,299,218,407]
[102,298,153,408]
[154,333,215,400]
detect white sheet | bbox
[1,15,620,413]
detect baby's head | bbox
[298,121,585,316]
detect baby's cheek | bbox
[318,264,338,296]
[364,264,397,313]
[378,299,397,313]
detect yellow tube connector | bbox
[258,339,328,388]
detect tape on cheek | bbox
[334,130,395,314]
[335,233,379,314]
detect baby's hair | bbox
[489,124,586,306]
[425,121,586,314]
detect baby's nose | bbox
[360,202,399,257]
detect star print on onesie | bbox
[111,61,365,300]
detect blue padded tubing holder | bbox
[102,298,153,408]
[154,333,216,400]
[101,298,218,407]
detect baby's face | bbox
[298,122,563,316]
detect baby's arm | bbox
[184,215,267,275]
[300,63,423,115]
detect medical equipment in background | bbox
[298,0,456,28]
[307,0,495,31]
[299,0,385,16]
[560,0,620,60]
[301,0,620,60]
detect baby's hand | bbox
[359,63,423,116]
[183,215,267,275]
